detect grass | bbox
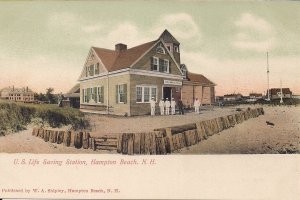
[0,100,89,135]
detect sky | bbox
[0,1,299,96]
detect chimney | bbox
[26,86,28,92]
[115,43,127,52]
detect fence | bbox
[32,107,264,154]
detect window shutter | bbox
[101,86,104,103]
[169,61,171,73]
[94,87,97,102]
[87,88,90,102]
[82,89,84,103]
[116,85,119,103]
[124,84,127,104]
[150,57,154,71]
[159,59,164,72]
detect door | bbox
[163,87,172,100]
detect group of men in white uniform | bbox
[150,97,202,116]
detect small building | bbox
[223,93,243,101]
[62,84,80,108]
[247,93,263,102]
[0,86,34,102]
[78,30,215,116]
[267,88,292,100]
[181,66,216,107]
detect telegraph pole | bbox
[280,79,283,104]
[266,52,270,101]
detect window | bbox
[136,85,157,103]
[97,86,104,103]
[163,59,169,73]
[136,86,143,103]
[166,45,171,51]
[117,84,127,103]
[144,87,150,102]
[83,89,89,103]
[156,46,165,54]
[174,46,179,53]
[151,57,159,71]
[151,87,157,101]
[95,63,100,75]
[89,65,95,76]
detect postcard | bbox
[0,0,299,199]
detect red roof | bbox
[186,72,215,85]
[269,88,292,95]
[92,40,158,72]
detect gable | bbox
[131,41,182,76]
[79,49,107,79]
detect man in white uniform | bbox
[165,98,171,115]
[150,97,156,116]
[194,98,200,114]
[171,98,176,115]
[159,98,165,115]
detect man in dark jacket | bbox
[178,99,184,115]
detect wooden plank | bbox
[93,136,118,140]
[91,138,96,151]
[116,134,122,153]
[121,133,128,154]
[96,145,117,151]
[133,133,141,154]
[150,132,157,155]
[171,135,178,151]
[43,130,49,142]
[140,132,145,154]
[57,131,65,144]
[63,131,71,147]
[95,141,118,146]
[127,133,134,155]
[144,132,151,155]
[155,136,166,155]
[82,132,90,149]
[74,132,83,149]
[166,128,174,152]
[164,137,171,153]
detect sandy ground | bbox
[87,105,259,135]
[177,106,300,154]
[0,105,299,154]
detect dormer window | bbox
[156,46,165,54]
[174,46,179,53]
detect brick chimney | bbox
[115,43,127,52]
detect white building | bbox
[0,86,35,102]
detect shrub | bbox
[0,100,89,135]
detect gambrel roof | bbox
[92,40,158,72]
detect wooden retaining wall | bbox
[32,107,264,154]
[32,128,118,151]
[118,107,264,154]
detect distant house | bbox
[247,93,263,102]
[267,88,292,100]
[0,86,34,102]
[63,84,80,108]
[223,93,243,101]
[78,30,215,116]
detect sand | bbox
[177,106,300,154]
[0,105,299,154]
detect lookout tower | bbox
[159,29,181,65]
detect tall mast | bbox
[267,52,270,101]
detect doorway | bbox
[163,87,172,100]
